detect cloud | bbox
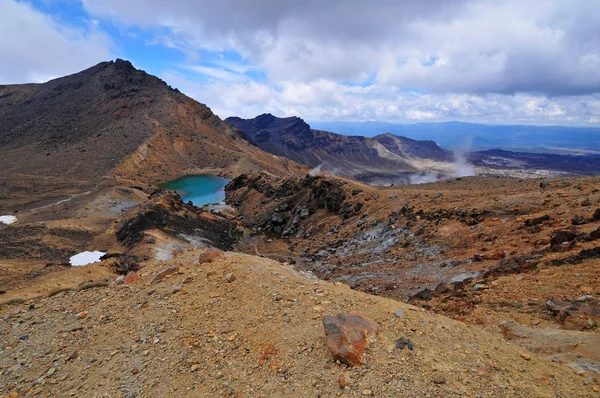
[82,0,600,96]
[9,0,598,125]
[0,0,112,84]
[160,70,600,125]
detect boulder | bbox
[549,229,577,252]
[271,213,284,225]
[323,313,380,367]
[300,208,310,219]
[198,249,225,265]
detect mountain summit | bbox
[0,60,303,212]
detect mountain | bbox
[226,114,455,184]
[310,120,600,153]
[227,114,600,184]
[0,60,304,212]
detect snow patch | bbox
[0,215,17,225]
[70,251,106,266]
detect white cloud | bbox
[160,71,600,125]
[8,0,597,125]
[405,110,437,120]
[75,0,600,125]
[82,0,600,96]
[0,0,112,84]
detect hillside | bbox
[1,249,596,397]
[1,61,600,397]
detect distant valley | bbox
[227,114,600,185]
[311,120,600,154]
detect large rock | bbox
[323,313,380,367]
[546,297,600,331]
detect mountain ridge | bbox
[226,113,454,184]
[227,113,600,184]
[310,120,600,152]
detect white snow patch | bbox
[70,251,106,266]
[0,215,17,225]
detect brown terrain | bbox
[1,60,600,397]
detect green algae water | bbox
[159,175,230,206]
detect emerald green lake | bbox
[159,175,230,206]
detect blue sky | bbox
[2,0,600,126]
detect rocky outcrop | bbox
[116,191,236,251]
[499,321,600,374]
[546,297,600,331]
[226,172,363,236]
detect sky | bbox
[2,0,600,126]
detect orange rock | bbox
[198,249,225,265]
[323,313,380,367]
[123,272,141,285]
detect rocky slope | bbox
[226,172,600,374]
[226,114,454,184]
[1,249,597,397]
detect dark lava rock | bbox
[117,191,236,251]
[395,337,414,351]
[483,255,541,278]
[549,229,578,252]
[549,246,600,266]
[524,215,551,227]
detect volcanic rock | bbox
[323,313,380,367]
